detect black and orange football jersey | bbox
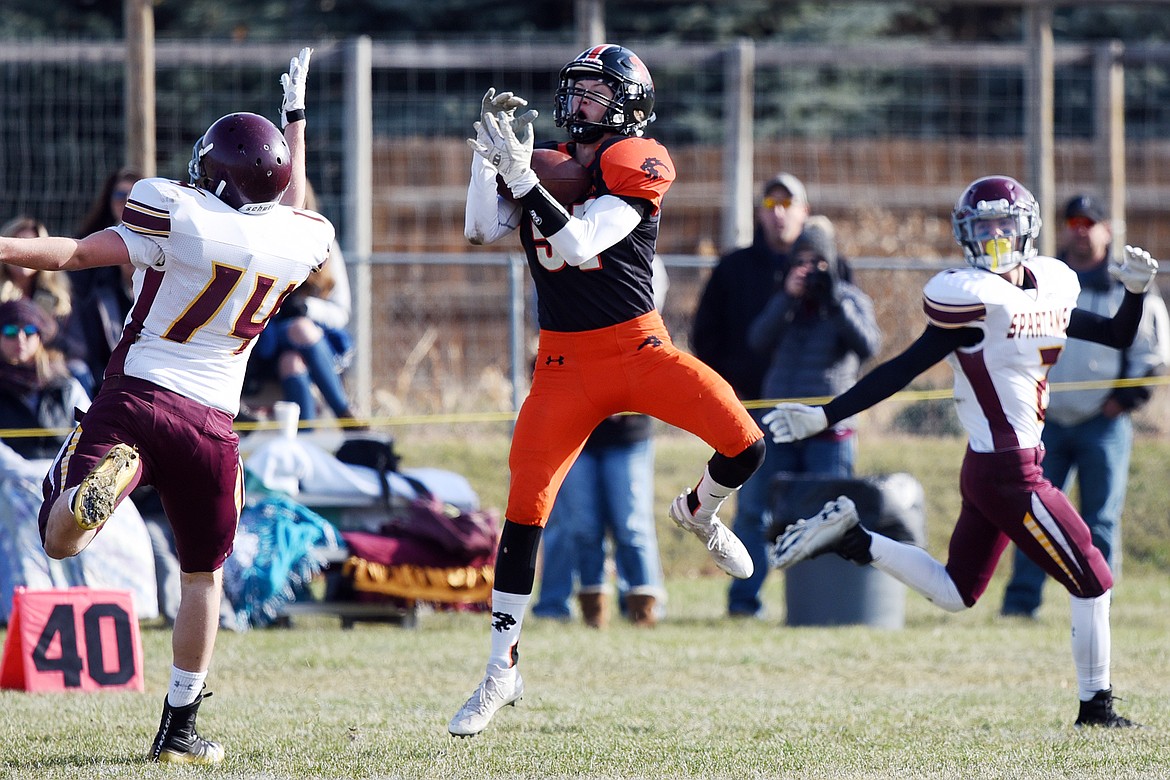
[520,135,675,332]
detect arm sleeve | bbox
[1112,290,1170,410]
[543,194,643,267]
[1067,289,1145,349]
[464,154,521,245]
[822,325,978,425]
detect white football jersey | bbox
[108,178,335,415]
[922,256,1080,453]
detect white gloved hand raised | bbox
[480,87,529,124]
[1110,244,1159,294]
[761,403,829,443]
[280,47,313,128]
[467,109,540,197]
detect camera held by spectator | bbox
[785,216,840,312]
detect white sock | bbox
[692,467,734,522]
[868,534,966,612]
[487,589,529,675]
[65,486,80,515]
[1070,591,1111,701]
[167,665,207,707]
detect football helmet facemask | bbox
[554,44,656,144]
[188,112,291,215]
[952,175,1042,273]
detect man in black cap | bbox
[1001,193,1170,618]
[691,173,809,618]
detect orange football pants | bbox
[506,310,762,525]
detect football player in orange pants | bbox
[450,44,765,737]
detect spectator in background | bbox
[1001,194,1170,619]
[533,413,666,627]
[71,168,143,301]
[64,259,134,395]
[62,169,141,395]
[0,299,89,460]
[1,215,90,393]
[692,173,809,404]
[735,217,881,617]
[248,182,358,425]
[533,257,670,628]
[691,173,810,618]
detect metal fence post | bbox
[344,36,374,416]
[1025,5,1056,257]
[1096,40,1127,253]
[722,38,754,253]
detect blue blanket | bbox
[223,495,343,629]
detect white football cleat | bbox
[448,668,524,737]
[669,490,754,579]
[768,496,859,570]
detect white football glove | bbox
[761,403,829,443]
[1110,244,1159,294]
[468,110,539,197]
[480,87,529,124]
[280,47,313,128]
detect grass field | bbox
[1,432,1168,779]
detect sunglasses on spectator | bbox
[762,195,795,209]
[795,255,828,268]
[112,189,133,201]
[1066,216,1097,230]
[1,324,39,338]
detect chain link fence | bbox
[2,37,1168,427]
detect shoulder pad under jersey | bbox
[120,178,207,239]
[598,136,674,211]
[922,267,998,329]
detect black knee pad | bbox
[708,437,766,488]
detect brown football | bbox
[497,148,591,206]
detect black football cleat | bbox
[1075,688,1141,729]
[149,688,225,764]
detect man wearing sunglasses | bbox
[691,172,810,619]
[1000,194,1170,619]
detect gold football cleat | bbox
[72,443,140,531]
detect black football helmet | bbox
[187,112,291,214]
[554,44,656,143]
[951,175,1042,273]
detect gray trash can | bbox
[771,473,926,629]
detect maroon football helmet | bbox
[554,44,656,143]
[951,175,1042,273]
[187,113,291,214]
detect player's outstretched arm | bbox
[1069,245,1159,349]
[0,229,130,272]
[279,46,312,208]
[796,324,973,430]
